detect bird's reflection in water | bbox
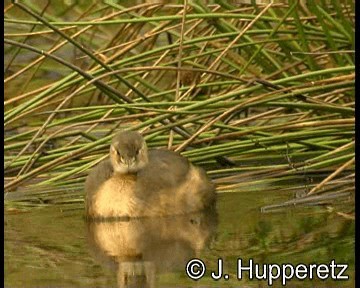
[86,211,218,288]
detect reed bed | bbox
[4,1,354,210]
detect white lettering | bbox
[237,259,253,280]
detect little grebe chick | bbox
[85,131,215,219]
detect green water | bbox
[4,190,355,287]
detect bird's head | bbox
[110,131,148,174]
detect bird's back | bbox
[135,149,216,215]
[136,149,190,192]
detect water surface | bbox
[4,189,355,287]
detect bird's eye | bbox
[135,149,139,155]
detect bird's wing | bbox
[136,149,190,193]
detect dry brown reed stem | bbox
[168,0,188,149]
[4,3,14,13]
[305,141,355,163]
[307,157,355,195]
[4,26,76,37]
[336,212,355,220]
[175,1,188,100]
[291,50,355,55]
[4,82,55,106]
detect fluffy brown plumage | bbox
[85,131,215,219]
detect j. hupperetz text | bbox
[185,258,349,285]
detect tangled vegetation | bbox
[4,1,354,211]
